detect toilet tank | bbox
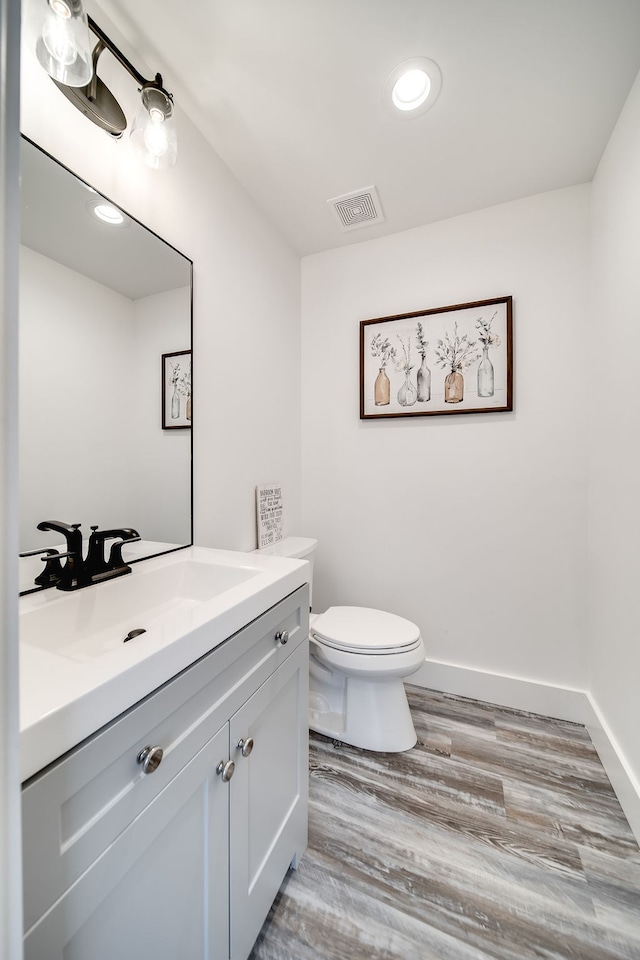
[255,537,317,606]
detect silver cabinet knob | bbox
[137,745,164,774]
[275,629,289,646]
[237,736,254,757]
[216,759,235,782]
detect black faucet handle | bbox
[88,527,140,546]
[20,547,73,559]
[19,546,73,587]
[108,535,141,572]
[117,528,140,541]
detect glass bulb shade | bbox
[31,0,93,87]
[130,98,178,170]
[392,68,431,111]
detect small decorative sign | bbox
[256,484,283,549]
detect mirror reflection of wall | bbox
[19,137,192,592]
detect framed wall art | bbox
[162,349,192,429]
[360,296,512,419]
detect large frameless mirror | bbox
[19,136,192,594]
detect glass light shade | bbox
[130,93,178,170]
[30,0,93,87]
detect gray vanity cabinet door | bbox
[229,638,309,960]
[24,723,230,960]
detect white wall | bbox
[302,186,590,692]
[20,0,302,554]
[589,73,640,797]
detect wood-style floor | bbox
[250,685,640,960]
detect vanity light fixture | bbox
[383,57,442,118]
[27,0,178,169]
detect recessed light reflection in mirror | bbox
[86,198,129,227]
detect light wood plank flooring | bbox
[250,685,640,960]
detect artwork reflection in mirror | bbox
[19,137,193,594]
[162,350,192,429]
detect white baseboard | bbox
[411,658,640,844]
[411,659,589,722]
[583,693,640,845]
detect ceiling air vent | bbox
[327,186,385,232]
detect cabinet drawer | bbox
[23,585,308,929]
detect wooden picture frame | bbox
[360,296,512,419]
[162,349,192,429]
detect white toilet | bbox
[258,537,426,752]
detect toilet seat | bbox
[310,606,422,655]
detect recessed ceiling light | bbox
[392,68,430,111]
[384,57,442,118]
[86,198,129,227]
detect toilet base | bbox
[308,672,418,753]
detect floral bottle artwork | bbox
[179,361,192,420]
[370,332,396,405]
[435,321,479,403]
[475,311,500,398]
[395,334,417,407]
[169,361,181,419]
[415,321,431,402]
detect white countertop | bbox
[19,546,309,782]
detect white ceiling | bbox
[97,0,640,256]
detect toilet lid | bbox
[310,606,421,654]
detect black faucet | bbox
[34,520,141,591]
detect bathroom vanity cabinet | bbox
[22,586,309,960]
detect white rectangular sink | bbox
[19,546,310,781]
[21,559,259,662]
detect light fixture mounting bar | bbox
[87,15,150,89]
[51,15,175,138]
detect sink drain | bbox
[123,628,147,643]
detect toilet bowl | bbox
[255,538,425,752]
[309,605,425,751]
